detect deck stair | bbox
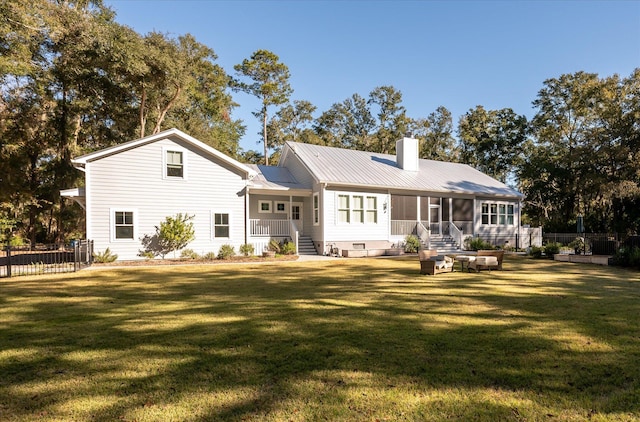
[297,236,317,255]
[422,235,460,253]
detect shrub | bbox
[138,250,155,260]
[543,242,561,258]
[465,236,494,251]
[239,243,255,257]
[203,252,217,260]
[529,246,543,259]
[180,248,200,259]
[612,246,640,268]
[140,213,195,258]
[280,241,296,255]
[268,239,281,253]
[93,248,118,263]
[568,237,585,253]
[404,235,420,253]
[8,235,26,247]
[217,244,236,260]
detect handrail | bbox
[416,221,430,250]
[448,222,463,250]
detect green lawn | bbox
[1,256,639,421]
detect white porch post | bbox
[449,197,453,227]
[473,197,477,236]
[245,186,250,245]
[439,197,442,235]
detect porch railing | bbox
[250,219,290,237]
[416,222,430,250]
[454,220,473,234]
[446,222,464,249]
[391,220,417,236]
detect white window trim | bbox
[162,146,188,180]
[211,210,232,240]
[258,200,272,214]
[109,208,138,242]
[274,201,287,214]
[481,202,516,226]
[352,195,365,224]
[313,193,320,226]
[337,193,350,224]
[336,193,380,225]
[366,196,378,224]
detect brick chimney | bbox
[396,137,419,171]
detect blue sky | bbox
[105,0,640,153]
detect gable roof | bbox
[72,128,257,178]
[281,141,523,198]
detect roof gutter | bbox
[321,180,524,200]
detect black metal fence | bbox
[1,240,93,278]
[542,233,627,255]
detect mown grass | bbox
[1,255,639,421]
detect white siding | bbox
[88,136,248,260]
[279,150,316,188]
[323,188,389,244]
[474,197,520,245]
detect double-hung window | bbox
[507,205,515,225]
[313,193,319,225]
[499,204,506,225]
[337,195,350,223]
[166,150,183,178]
[113,210,135,240]
[213,213,230,238]
[352,196,364,223]
[366,196,377,223]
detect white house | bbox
[62,128,524,260]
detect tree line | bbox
[1,0,638,245]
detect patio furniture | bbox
[419,249,454,275]
[456,255,474,272]
[468,250,504,272]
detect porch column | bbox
[449,197,453,227]
[245,186,250,245]
[473,198,477,236]
[416,196,421,223]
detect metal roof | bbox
[247,164,311,191]
[282,141,523,198]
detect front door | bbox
[291,202,303,234]
[430,205,441,235]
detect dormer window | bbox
[166,151,183,177]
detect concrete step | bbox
[297,237,318,255]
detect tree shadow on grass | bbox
[1,256,639,420]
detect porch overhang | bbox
[60,187,86,209]
[247,186,312,197]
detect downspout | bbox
[387,190,392,242]
[321,183,327,255]
[85,162,92,241]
